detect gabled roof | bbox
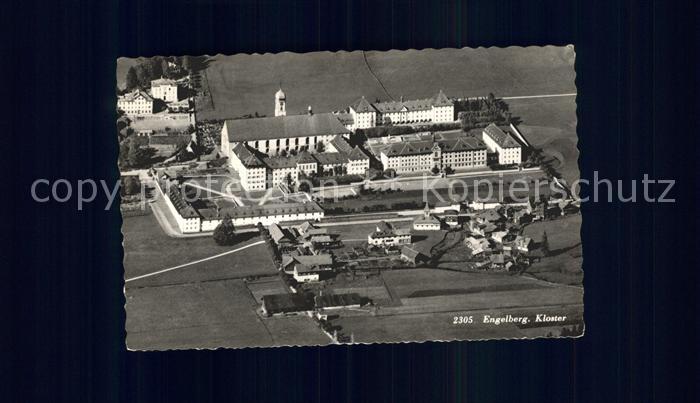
[482,123,521,148]
[151,78,178,87]
[296,151,317,164]
[347,147,370,161]
[119,90,153,102]
[329,135,354,154]
[413,214,441,225]
[350,96,376,113]
[431,90,452,107]
[401,245,423,260]
[315,293,362,308]
[313,152,348,166]
[232,143,265,168]
[223,112,351,143]
[371,91,453,113]
[293,254,333,267]
[268,223,291,243]
[439,137,488,152]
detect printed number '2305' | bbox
[453,316,474,324]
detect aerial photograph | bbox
[118,46,583,350]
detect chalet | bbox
[474,209,504,225]
[442,209,460,227]
[400,245,429,264]
[527,199,546,220]
[465,236,491,256]
[294,264,332,282]
[513,236,534,253]
[368,221,411,247]
[490,231,510,244]
[269,223,294,246]
[490,253,507,270]
[512,209,532,225]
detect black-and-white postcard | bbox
[118,46,582,350]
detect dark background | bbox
[2,0,698,402]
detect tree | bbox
[122,176,141,196]
[444,165,455,174]
[315,142,325,152]
[181,55,192,72]
[125,66,138,90]
[213,217,237,246]
[383,168,396,178]
[126,138,156,168]
[541,231,550,256]
[431,165,441,175]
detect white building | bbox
[413,204,442,231]
[228,143,267,191]
[367,221,412,247]
[150,78,181,102]
[379,135,487,174]
[221,111,351,156]
[117,90,154,115]
[481,123,523,165]
[275,87,286,117]
[347,90,454,130]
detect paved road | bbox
[501,93,577,100]
[125,240,265,283]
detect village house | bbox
[367,221,412,247]
[117,90,154,115]
[465,236,492,256]
[400,245,429,265]
[150,78,182,103]
[442,209,460,227]
[268,223,294,247]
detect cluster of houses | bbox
[117,77,188,116]
[268,221,342,283]
[261,221,369,318]
[363,198,581,270]
[462,198,580,270]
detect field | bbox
[508,96,579,184]
[122,214,275,287]
[126,279,330,350]
[522,214,583,285]
[331,268,583,343]
[147,46,577,121]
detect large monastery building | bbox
[481,123,523,165]
[347,90,455,130]
[222,89,370,190]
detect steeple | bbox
[423,202,431,217]
[275,86,286,117]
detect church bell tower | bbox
[275,87,286,117]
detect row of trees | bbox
[118,137,156,168]
[124,56,196,91]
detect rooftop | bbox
[151,78,178,87]
[223,112,351,143]
[314,293,362,309]
[262,293,312,313]
[232,143,265,168]
[482,123,521,149]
